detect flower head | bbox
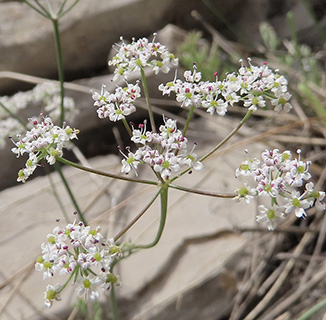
[11,115,79,182]
[36,220,121,307]
[235,149,324,229]
[109,34,178,81]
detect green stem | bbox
[58,266,79,293]
[58,0,81,18]
[136,185,168,249]
[200,109,253,162]
[170,109,254,183]
[169,183,236,198]
[0,101,27,130]
[140,67,156,132]
[110,284,120,320]
[297,298,326,320]
[56,156,158,186]
[122,117,133,137]
[182,105,195,137]
[45,165,70,221]
[22,0,51,18]
[51,18,65,126]
[114,189,161,241]
[54,162,87,225]
[58,0,69,16]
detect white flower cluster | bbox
[235,149,325,230]
[35,220,121,308]
[108,34,178,81]
[11,115,79,183]
[159,59,292,114]
[91,82,141,121]
[0,82,76,148]
[120,117,203,180]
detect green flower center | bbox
[252,97,259,105]
[43,261,53,269]
[65,127,73,135]
[36,256,44,263]
[93,253,102,261]
[46,289,56,300]
[48,236,55,244]
[107,273,118,284]
[297,165,305,173]
[292,198,301,207]
[267,209,275,220]
[240,164,250,171]
[83,279,91,289]
[238,186,249,197]
[162,161,170,169]
[127,156,135,164]
[18,169,25,178]
[89,229,97,236]
[185,92,192,99]
[311,190,320,199]
[279,97,287,105]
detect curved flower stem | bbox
[56,156,158,186]
[136,184,168,249]
[51,17,65,126]
[122,117,133,137]
[168,184,236,198]
[58,266,79,294]
[182,105,195,137]
[54,162,87,225]
[114,189,161,241]
[200,109,254,162]
[140,67,156,132]
[170,109,254,183]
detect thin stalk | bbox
[200,109,253,162]
[140,67,156,132]
[54,162,87,225]
[0,101,27,130]
[58,0,81,18]
[169,183,236,198]
[122,117,133,137]
[182,105,195,137]
[37,0,52,16]
[58,0,69,16]
[136,185,168,249]
[51,18,65,126]
[58,266,79,293]
[297,298,326,320]
[170,109,254,183]
[56,156,158,186]
[45,165,70,221]
[114,189,161,241]
[22,0,51,18]
[110,284,120,320]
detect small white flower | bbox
[76,276,101,301]
[257,204,284,230]
[43,284,62,308]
